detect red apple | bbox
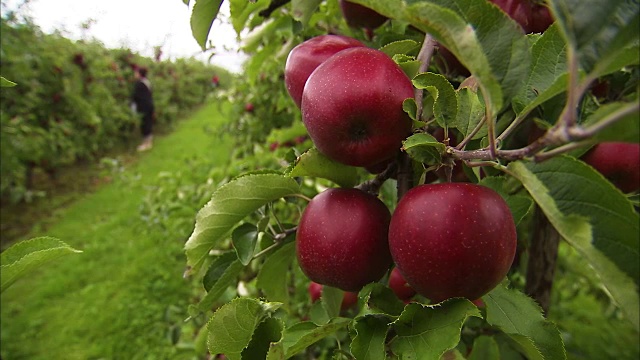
[388,267,416,301]
[296,188,393,292]
[339,0,388,30]
[389,183,517,303]
[308,282,358,310]
[301,47,414,168]
[244,103,254,113]
[581,142,640,193]
[490,0,554,34]
[308,281,322,303]
[285,35,365,108]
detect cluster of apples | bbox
[285,33,518,305]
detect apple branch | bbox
[259,0,291,18]
[356,160,397,195]
[449,99,639,163]
[414,34,437,121]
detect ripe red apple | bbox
[308,281,322,303]
[285,35,365,108]
[490,0,554,34]
[388,267,416,301]
[296,188,393,292]
[581,142,640,193]
[302,47,414,168]
[308,282,358,310]
[339,0,388,30]
[389,183,517,303]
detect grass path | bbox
[1,102,232,359]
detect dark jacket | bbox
[132,78,154,114]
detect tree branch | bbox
[414,34,437,121]
[356,160,398,195]
[259,0,291,18]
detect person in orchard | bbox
[131,67,155,151]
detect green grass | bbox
[1,102,232,359]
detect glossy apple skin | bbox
[297,188,393,292]
[302,47,414,168]
[285,35,365,109]
[581,142,640,193]
[388,267,416,301]
[339,0,388,30]
[308,282,358,310]
[490,0,554,34]
[389,183,517,303]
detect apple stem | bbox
[456,115,487,150]
[253,226,297,259]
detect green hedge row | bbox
[0,16,233,202]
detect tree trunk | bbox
[525,205,560,315]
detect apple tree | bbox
[181,0,638,358]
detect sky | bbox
[1,0,247,73]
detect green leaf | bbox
[380,39,420,58]
[232,223,259,265]
[479,177,534,227]
[0,76,17,87]
[350,315,390,360]
[413,72,458,127]
[197,252,244,313]
[287,148,359,188]
[1,237,82,293]
[266,341,285,360]
[468,336,500,360]
[291,0,322,26]
[322,286,345,319]
[207,298,282,360]
[390,299,481,359]
[484,283,566,360]
[456,87,486,139]
[282,318,352,358]
[229,0,270,34]
[256,241,296,305]
[394,55,422,80]
[428,0,532,102]
[185,174,300,274]
[548,0,639,72]
[509,157,640,330]
[242,317,285,359]
[512,25,568,115]
[404,2,503,115]
[190,0,224,50]
[403,98,418,122]
[402,133,446,165]
[585,102,640,144]
[361,282,405,317]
